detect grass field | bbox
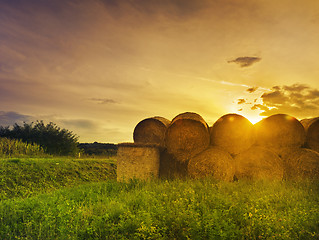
[0,157,319,239]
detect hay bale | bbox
[210,114,254,156]
[188,146,235,181]
[133,116,170,147]
[165,112,210,162]
[234,146,284,181]
[159,149,188,179]
[301,117,319,153]
[283,148,319,180]
[254,114,306,155]
[117,143,160,182]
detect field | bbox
[0,157,319,239]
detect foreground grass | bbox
[0,157,116,200]
[1,179,318,239]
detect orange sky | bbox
[1,0,319,143]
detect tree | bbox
[0,121,80,156]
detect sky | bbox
[1,0,319,143]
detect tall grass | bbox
[0,157,116,200]
[0,137,45,157]
[1,179,318,239]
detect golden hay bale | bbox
[254,114,306,155]
[283,148,319,180]
[165,112,210,162]
[300,117,319,153]
[117,143,160,182]
[133,116,170,147]
[188,146,235,181]
[159,149,188,179]
[234,146,284,181]
[210,113,255,156]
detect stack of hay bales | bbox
[188,146,234,181]
[117,143,160,182]
[210,114,255,156]
[165,112,210,163]
[300,117,319,153]
[234,146,284,180]
[117,112,319,182]
[254,114,306,157]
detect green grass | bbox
[0,137,45,157]
[1,178,319,239]
[0,157,116,200]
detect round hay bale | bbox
[234,146,284,181]
[254,114,306,154]
[283,148,319,180]
[188,146,234,181]
[165,112,210,162]
[133,116,170,147]
[159,149,188,179]
[210,113,255,156]
[300,117,319,153]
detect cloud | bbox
[0,111,32,126]
[237,99,246,104]
[251,83,319,118]
[60,119,98,130]
[228,57,261,67]
[89,98,118,104]
[247,87,258,93]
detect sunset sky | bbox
[1,0,319,143]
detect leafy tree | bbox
[0,121,80,156]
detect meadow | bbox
[0,155,319,239]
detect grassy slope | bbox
[0,157,116,200]
[1,179,319,239]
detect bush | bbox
[0,121,80,156]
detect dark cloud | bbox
[282,83,309,92]
[228,57,261,67]
[251,83,319,118]
[0,111,32,126]
[237,99,246,104]
[247,87,258,93]
[89,98,117,104]
[261,90,289,105]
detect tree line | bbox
[0,121,79,156]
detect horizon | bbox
[1,0,319,143]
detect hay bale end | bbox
[188,146,235,181]
[210,113,254,156]
[133,116,170,147]
[165,112,210,162]
[117,143,160,182]
[234,146,284,181]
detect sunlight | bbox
[245,115,264,124]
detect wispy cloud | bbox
[89,98,118,104]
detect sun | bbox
[244,114,264,124]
